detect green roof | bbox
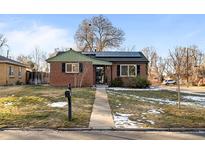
[46,50,112,66]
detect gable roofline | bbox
[0,55,27,67]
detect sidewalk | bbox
[89,85,115,129]
[1,130,205,140]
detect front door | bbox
[96,66,105,84]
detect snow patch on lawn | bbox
[107,87,162,91]
[108,90,205,107]
[113,112,143,128]
[48,102,67,108]
[146,120,155,125]
[183,95,205,102]
[113,112,156,128]
[139,96,201,106]
[147,109,164,114]
[141,97,176,105]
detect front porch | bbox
[93,65,112,85]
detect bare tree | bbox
[170,45,203,86]
[193,51,205,86]
[18,47,48,72]
[142,47,167,84]
[0,34,9,57]
[32,47,48,72]
[17,55,35,69]
[75,19,94,51]
[75,15,125,52]
[32,47,41,71]
[142,47,158,81]
[181,46,199,87]
[162,45,205,88]
[169,47,186,108]
[119,45,136,51]
[156,57,167,82]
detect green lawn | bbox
[107,89,205,128]
[0,85,95,128]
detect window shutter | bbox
[79,63,83,73]
[62,63,65,72]
[137,64,140,76]
[117,65,120,76]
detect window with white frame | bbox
[18,67,22,78]
[66,63,79,73]
[8,66,14,77]
[120,64,136,77]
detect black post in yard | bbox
[65,83,72,121]
[67,95,72,121]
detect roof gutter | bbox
[0,60,28,67]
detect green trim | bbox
[46,50,112,66]
[91,58,112,65]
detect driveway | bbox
[0,130,205,140]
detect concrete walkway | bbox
[89,85,115,129]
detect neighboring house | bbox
[46,49,149,87]
[0,55,27,85]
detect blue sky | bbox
[0,14,205,58]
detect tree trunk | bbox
[177,74,181,109]
[186,48,189,88]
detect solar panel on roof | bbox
[95,52,141,58]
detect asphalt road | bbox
[0,130,205,140]
[160,85,205,94]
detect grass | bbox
[0,85,95,128]
[107,89,205,128]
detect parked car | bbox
[162,80,176,85]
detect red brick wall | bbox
[93,66,96,85]
[111,62,148,86]
[111,63,118,81]
[139,63,148,78]
[105,66,112,84]
[50,61,148,87]
[50,62,94,87]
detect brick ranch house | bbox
[46,49,149,87]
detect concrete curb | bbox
[1,127,205,132]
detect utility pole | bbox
[6,49,9,58]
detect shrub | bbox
[16,80,23,85]
[110,77,123,87]
[127,77,137,88]
[134,76,151,88]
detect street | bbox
[0,130,205,140]
[160,85,205,94]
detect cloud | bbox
[5,23,74,57]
